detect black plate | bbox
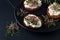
[14,0,60,32]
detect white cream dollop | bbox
[48,2,60,16]
[24,0,42,9]
[24,14,42,28]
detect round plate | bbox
[14,0,60,32]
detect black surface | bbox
[0,0,60,40]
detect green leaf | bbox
[5,22,19,37]
[48,22,56,27]
[17,12,20,16]
[27,20,31,24]
[55,0,57,2]
[26,0,32,3]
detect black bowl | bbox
[14,0,60,32]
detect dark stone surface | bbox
[0,0,60,40]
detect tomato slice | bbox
[46,9,60,19]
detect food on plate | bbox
[24,14,42,28]
[47,2,60,18]
[23,0,42,11]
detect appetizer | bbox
[23,0,42,11]
[24,14,42,28]
[47,2,60,18]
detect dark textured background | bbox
[0,0,60,40]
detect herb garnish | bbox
[5,22,19,37]
[17,8,28,16]
[42,15,59,28]
[25,18,39,25]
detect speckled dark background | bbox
[0,0,60,40]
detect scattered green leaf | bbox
[5,22,19,37]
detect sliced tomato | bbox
[46,9,60,19]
